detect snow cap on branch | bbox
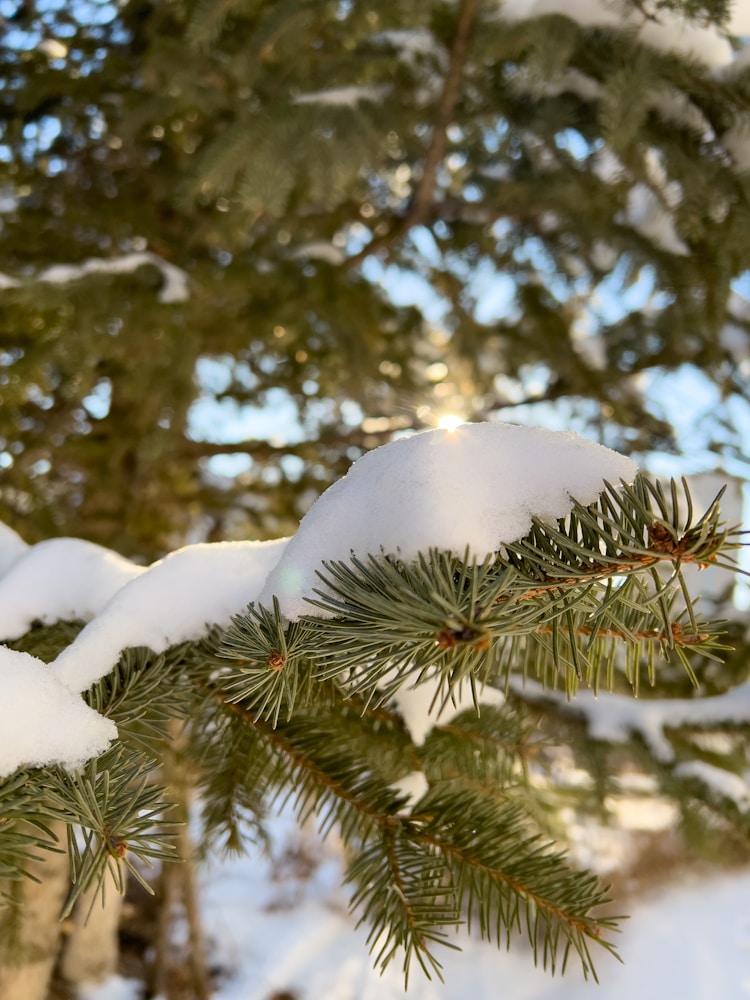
[0,538,144,642]
[0,647,116,778]
[258,422,638,620]
[53,539,289,694]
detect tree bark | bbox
[60,865,124,988]
[0,822,70,1000]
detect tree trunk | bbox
[60,865,124,988]
[0,822,70,1000]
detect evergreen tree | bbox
[0,425,747,995]
[1,0,749,995]
[0,0,748,555]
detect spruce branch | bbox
[209,691,407,839]
[84,644,196,757]
[0,772,60,889]
[219,597,317,725]
[200,674,619,980]
[347,829,460,985]
[422,704,539,793]
[41,747,180,916]
[408,790,620,980]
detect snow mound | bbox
[54,539,289,694]
[0,647,116,778]
[258,423,637,620]
[0,537,145,641]
[0,521,28,579]
[500,0,741,69]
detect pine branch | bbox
[423,704,539,792]
[200,672,619,980]
[347,829,460,984]
[41,747,180,916]
[408,790,620,979]
[0,772,60,890]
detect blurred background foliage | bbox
[0,0,749,559]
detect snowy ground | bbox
[82,814,750,1000]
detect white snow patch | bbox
[723,118,750,173]
[593,148,625,184]
[389,676,505,807]
[392,670,505,746]
[674,760,750,810]
[515,678,750,763]
[651,89,713,135]
[640,15,733,69]
[78,975,142,1000]
[605,794,679,831]
[500,0,623,28]
[390,770,430,807]
[729,3,750,36]
[1,252,189,304]
[53,539,289,694]
[591,240,618,272]
[0,647,116,778]
[293,86,389,107]
[499,0,741,69]
[621,185,689,255]
[190,810,750,1000]
[0,521,28,579]
[290,241,345,265]
[372,29,449,71]
[0,538,144,641]
[258,423,637,620]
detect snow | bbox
[499,0,742,69]
[170,818,750,1000]
[78,976,142,1000]
[621,185,689,256]
[258,423,637,620]
[722,118,750,173]
[729,4,750,36]
[498,0,750,177]
[674,760,750,810]
[639,15,733,69]
[0,538,144,641]
[593,149,625,184]
[293,86,389,107]
[0,520,28,578]
[53,539,289,694]
[372,29,449,71]
[391,670,505,746]
[1,252,189,304]
[516,679,750,763]
[500,0,623,28]
[0,646,116,778]
[593,150,689,255]
[290,241,346,265]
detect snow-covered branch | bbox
[0,252,189,304]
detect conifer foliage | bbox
[1,0,750,994]
[1,0,749,554]
[0,426,747,988]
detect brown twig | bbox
[346,0,481,267]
